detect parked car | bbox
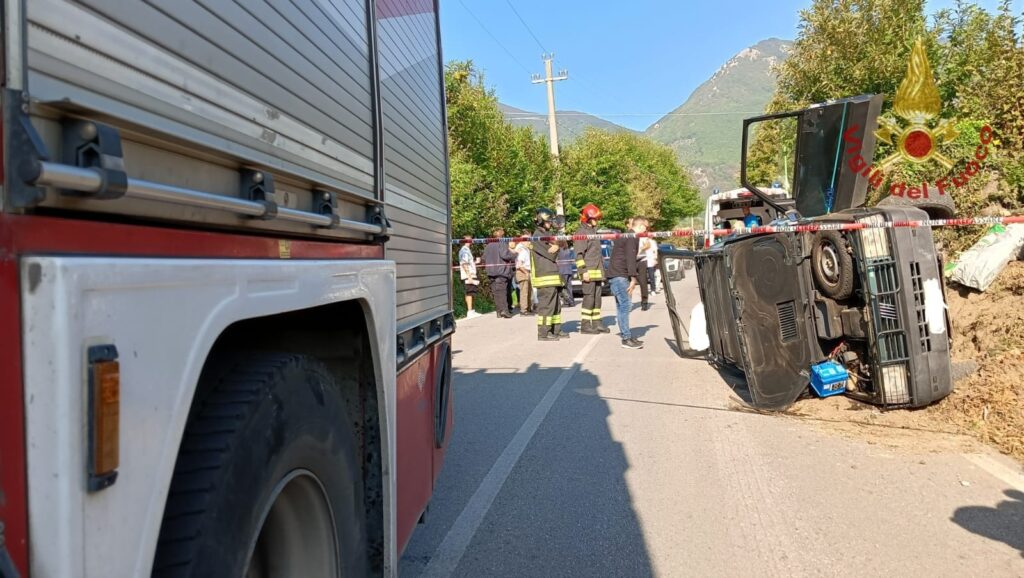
[658,243,694,282]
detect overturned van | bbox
[664,95,953,411]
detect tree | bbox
[445,61,555,238]
[934,1,1024,204]
[449,153,507,238]
[445,61,701,239]
[774,0,932,107]
[559,129,702,231]
[748,0,935,189]
[749,0,1024,219]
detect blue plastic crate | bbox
[810,361,848,397]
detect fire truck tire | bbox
[152,352,367,578]
[811,230,855,300]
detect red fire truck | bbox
[0,0,453,575]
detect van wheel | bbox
[812,231,854,300]
[152,352,367,578]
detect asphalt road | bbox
[400,275,1024,577]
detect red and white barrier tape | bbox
[451,215,1024,245]
[451,259,579,271]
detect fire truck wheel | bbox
[152,352,367,578]
[811,230,854,300]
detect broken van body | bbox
[664,94,954,411]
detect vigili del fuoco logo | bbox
[841,37,994,202]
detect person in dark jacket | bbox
[558,246,575,306]
[607,217,646,349]
[531,208,568,340]
[553,215,575,307]
[636,251,650,310]
[575,203,610,334]
[483,227,517,318]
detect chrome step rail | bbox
[4,93,389,238]
[33,161,385,235]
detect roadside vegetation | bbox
[749,0,1023,251]
[445,60,701,316]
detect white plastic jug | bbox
[689,302,710,351]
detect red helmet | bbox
[580,203,602,223]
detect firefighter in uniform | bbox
[531,207,569,341]
[575,203,610,334]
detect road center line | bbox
[421,334,602,578]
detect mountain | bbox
[500,103,635,144]
[645,38,791,194]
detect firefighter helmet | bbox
[580,203,602,223]
[534,207,555,226]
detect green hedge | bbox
[453,275,499,319]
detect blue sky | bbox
[439,0,1020,131]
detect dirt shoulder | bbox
[929,261,1024,460]
[793,261,1024,462]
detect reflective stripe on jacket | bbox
[531,227,563,287]
[575,223,605,280]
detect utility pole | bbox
[532,54,568,214]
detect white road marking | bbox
[963,452,1024,492]
[420,335,602,577]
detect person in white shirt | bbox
[636,234,656,311]
[458,236,481,318]
[643,237,659,295]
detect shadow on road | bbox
[662,338,707,360]
[714,363,754,405]
[402,363,654,577]
[627,324,655,339]
[951,490,1024,557]
[557,319,655,340]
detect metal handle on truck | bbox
[32,161,386,235]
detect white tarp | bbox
[950,223,1024,291]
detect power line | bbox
[457,0,531,74]
[493,2,610,129]
[560,70,604,98]
[500,1,610,117]
[504,0,547,53]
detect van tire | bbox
[811,231,854,300]
[152,352,367,578]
